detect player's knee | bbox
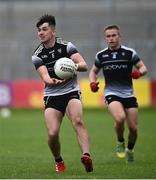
[72,116,84,127]
[115,114,126,124]
[48,129,59,140]
[129,126,138,134]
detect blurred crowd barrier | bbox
[0,79,156,108]
[0,0,156,80]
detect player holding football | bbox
[32,14,93,172]
[89,25,147,161]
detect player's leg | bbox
[66,98,90,155]
[44,108,65,172]
[125,107,138,161]
[66,98,93,172]
[44,108,63,160]
[107,101,126,158]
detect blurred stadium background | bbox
[0,0,156,109]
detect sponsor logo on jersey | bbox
[41,55,48,58]
[102,54,109,58]
[104,64,127,70]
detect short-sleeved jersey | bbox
[32,37,80,96]
[95,45,140,98]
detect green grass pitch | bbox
[0,107,156,179]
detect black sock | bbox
[128,142,135,150]
[83,153,90,157]
[55,156,63,162]
[118,137,124,143]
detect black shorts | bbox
[105,95,138,108]
[43,91,81,114]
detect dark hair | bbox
[104,25,120,32]
[36,14,56,28]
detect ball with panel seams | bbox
[54,57,76,80]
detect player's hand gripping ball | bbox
[54,57,76,80]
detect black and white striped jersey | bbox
[95,45,140,98]
[32,37,80,96]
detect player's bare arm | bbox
[89,65,100,82]
[70,53,88,72]
[89,65,100,92]
[135,60,147,76]
[37,65,64,85]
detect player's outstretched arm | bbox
[37,66,64,85]
[70,53,88,72]
[89,65,100,92]
[132,60,147,79]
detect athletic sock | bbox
[55,156,63,162]
[83,153,90,157]
[118,137,125,143]
[127,142,135,150]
